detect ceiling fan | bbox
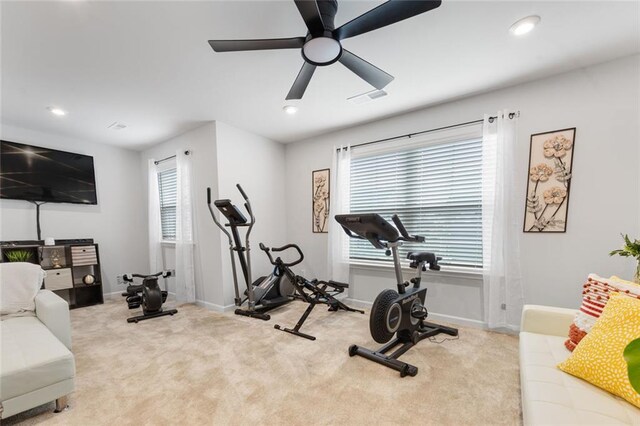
[208,0,442,100]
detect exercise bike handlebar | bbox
[258,242,304,267]
[391,214,425,243]
[123,270,174,281]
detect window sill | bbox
[349,260,483,281]
[161,241,176,247]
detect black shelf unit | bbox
[1,239,104,309]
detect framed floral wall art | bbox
[524,128,576,233]
[312,168,330,233]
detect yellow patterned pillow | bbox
[558,292,640,408]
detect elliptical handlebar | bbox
[259,242,304,267]
[236,184,249,201]
[206,187,233,243]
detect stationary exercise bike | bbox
[118,270,178,323]
[258,242,364,340]
[206,185,294,321]
[335,213,458,377]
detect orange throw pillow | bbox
[565,274,640,351]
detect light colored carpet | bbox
[4,298,521,425]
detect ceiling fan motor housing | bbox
[302,0,342,66]
[208,0,442,99]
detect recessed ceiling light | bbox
[47,106,67,116]
[509,15,541,36]
[283,105,298,115]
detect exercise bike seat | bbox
[407,251,437,263]
[407,252,441,270]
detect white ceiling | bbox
[1,1,639,150]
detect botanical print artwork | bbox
[312,169,330,233]
[524,128,576,232]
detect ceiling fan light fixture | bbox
[283,105,298,115]
[509,15,541,36]
[302,37,342,65]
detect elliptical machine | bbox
[207,185,294,321]
[118,270,178,323]
[335,213,458,377]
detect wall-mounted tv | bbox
[0,140,98,205]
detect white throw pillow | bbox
[0,262,46,315]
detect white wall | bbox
[285,54,640,326]
[140,121,286,310]
[0,124,148,294]
[215,121,287,307]
[141,122,224,307]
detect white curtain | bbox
[327,146,351,283]
[148,159,163,273]
[175,151,196,303]
[482,111,524,330]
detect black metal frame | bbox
[207,185,292,321]
[259,242,364,340]
[522,127,576,233]
[337,213,459,377]
[119,270,178,323]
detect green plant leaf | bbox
[5,249,33,262]
[624,338,640,394]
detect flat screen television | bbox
[0,140,98,205]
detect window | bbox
[158,168,177,241]
[349,127,483,270]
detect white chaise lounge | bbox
[0,263,76,419]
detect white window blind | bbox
[349,128,483,269]
[158,168,177,241]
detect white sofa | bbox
[0,290,76,419]
[520,305,640,425]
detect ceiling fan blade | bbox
[208,37,305,52]
[286,62,317,100]
[338,49,393,90]
[333,0,441,40]
[294,0,326,36]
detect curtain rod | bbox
[336,111,520,152]
[154,150,191,165]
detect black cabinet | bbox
[1,239,104,309]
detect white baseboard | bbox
[195,300,235,313]
[103,290,176,298]
[104,290,232,313]
[346,297,488,330]
[103,291,122,300]
[346,297,520,333]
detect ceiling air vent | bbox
[107,122,127,130]
[348,89,388,105]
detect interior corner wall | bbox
[140,122,224,308]
[214,121,287,308]
[284,54,640,325]
[0,124,148,294]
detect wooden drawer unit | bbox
[45,268,73,290]
[71,245,98,266]
[1,239,104,309]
